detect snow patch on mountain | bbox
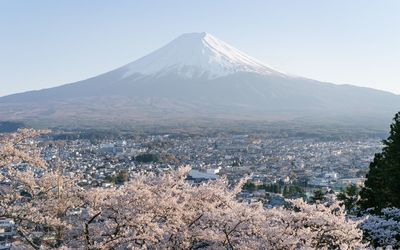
[122,32,286,79]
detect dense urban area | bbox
[2,126,400,249]
[42,130,381,195]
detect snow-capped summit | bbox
[1,32,399,128]
[122,32,284,79]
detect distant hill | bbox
[0,121,25,133]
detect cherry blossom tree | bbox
[73,168,365,249]
[1,129,367,249]
[0,129,83,249]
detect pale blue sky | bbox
[1,0,399,97]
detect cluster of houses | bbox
[0,219,15,250]
[36,133,380,193]
[0,132,383,248]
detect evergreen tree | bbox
[310,189,325,204]
[273,184,281,194]
[243,182,257,191]
[359,112,400,211]
[267,184,273,192]
[282,185,289,197]
[337,184,360,214]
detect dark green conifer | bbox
[359,112,400,211]
[337,184,359,214]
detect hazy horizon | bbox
[1,0,399,97]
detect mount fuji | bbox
[1,32,399,128]
[121,32,285,79]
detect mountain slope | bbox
[122,32,285,79]
[1,32,399,128]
